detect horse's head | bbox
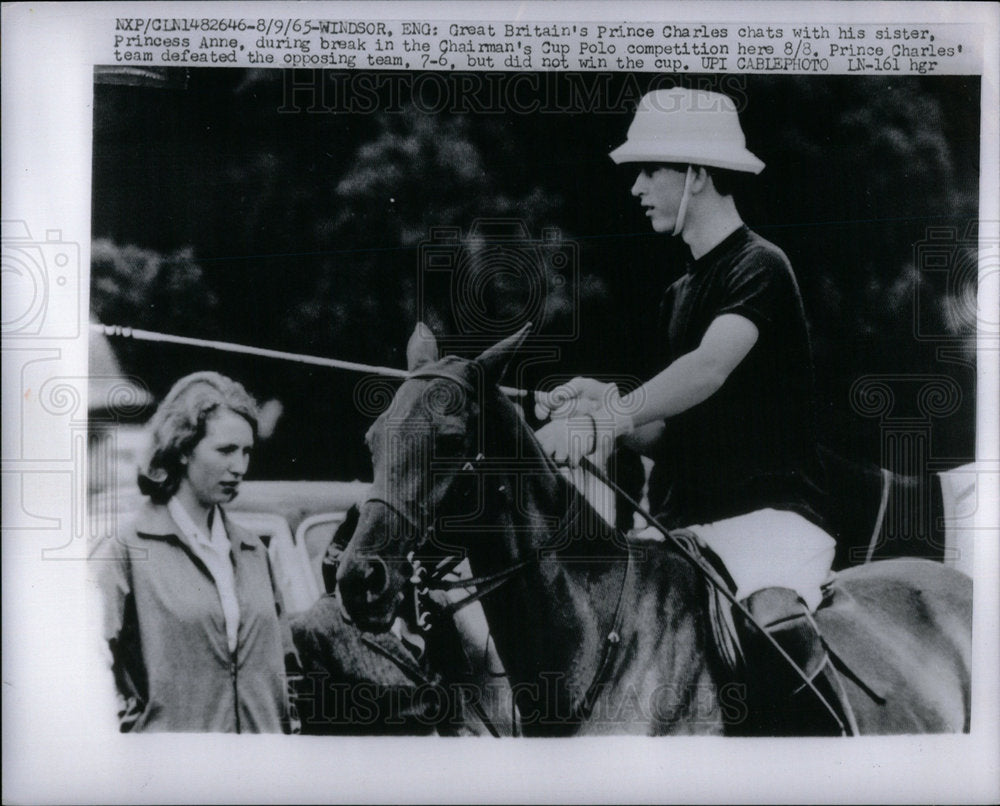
[337,323,530,632]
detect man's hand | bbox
[536,415,599,467]
[534,376,616,421]
[534,377,634,467]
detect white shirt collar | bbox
[167,498,228,552]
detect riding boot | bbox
[736,587,857,736]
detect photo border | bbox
[3,2,998,803]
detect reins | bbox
[363,411,636,725]
[363,474,587,625]
[413,496,587,621]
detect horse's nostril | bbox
[363,557,390,603]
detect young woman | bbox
[97,372,292,732]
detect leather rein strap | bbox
[363,492,588,620]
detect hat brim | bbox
[608,140,765,174]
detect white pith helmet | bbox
[609,88,765,174]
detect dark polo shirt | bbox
[647,225,826,529]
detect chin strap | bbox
[672,165,696,237]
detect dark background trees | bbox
[90,69,979,481]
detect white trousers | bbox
[690,509,836,612]
[639,508,836,613]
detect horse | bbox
[336,325,973,736]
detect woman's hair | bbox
[137,372,259,504]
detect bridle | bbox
[363,469,633,724]
[363,368,618,624]
[363,444,585,622]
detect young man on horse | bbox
[535,87,854,734]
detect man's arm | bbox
[535,314,759,465]
[622,313,759,429]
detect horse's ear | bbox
[406,322,439,371]
[474,323,532,386]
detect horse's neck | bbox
[467,394,631,712]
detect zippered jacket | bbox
[96,501,290,732]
